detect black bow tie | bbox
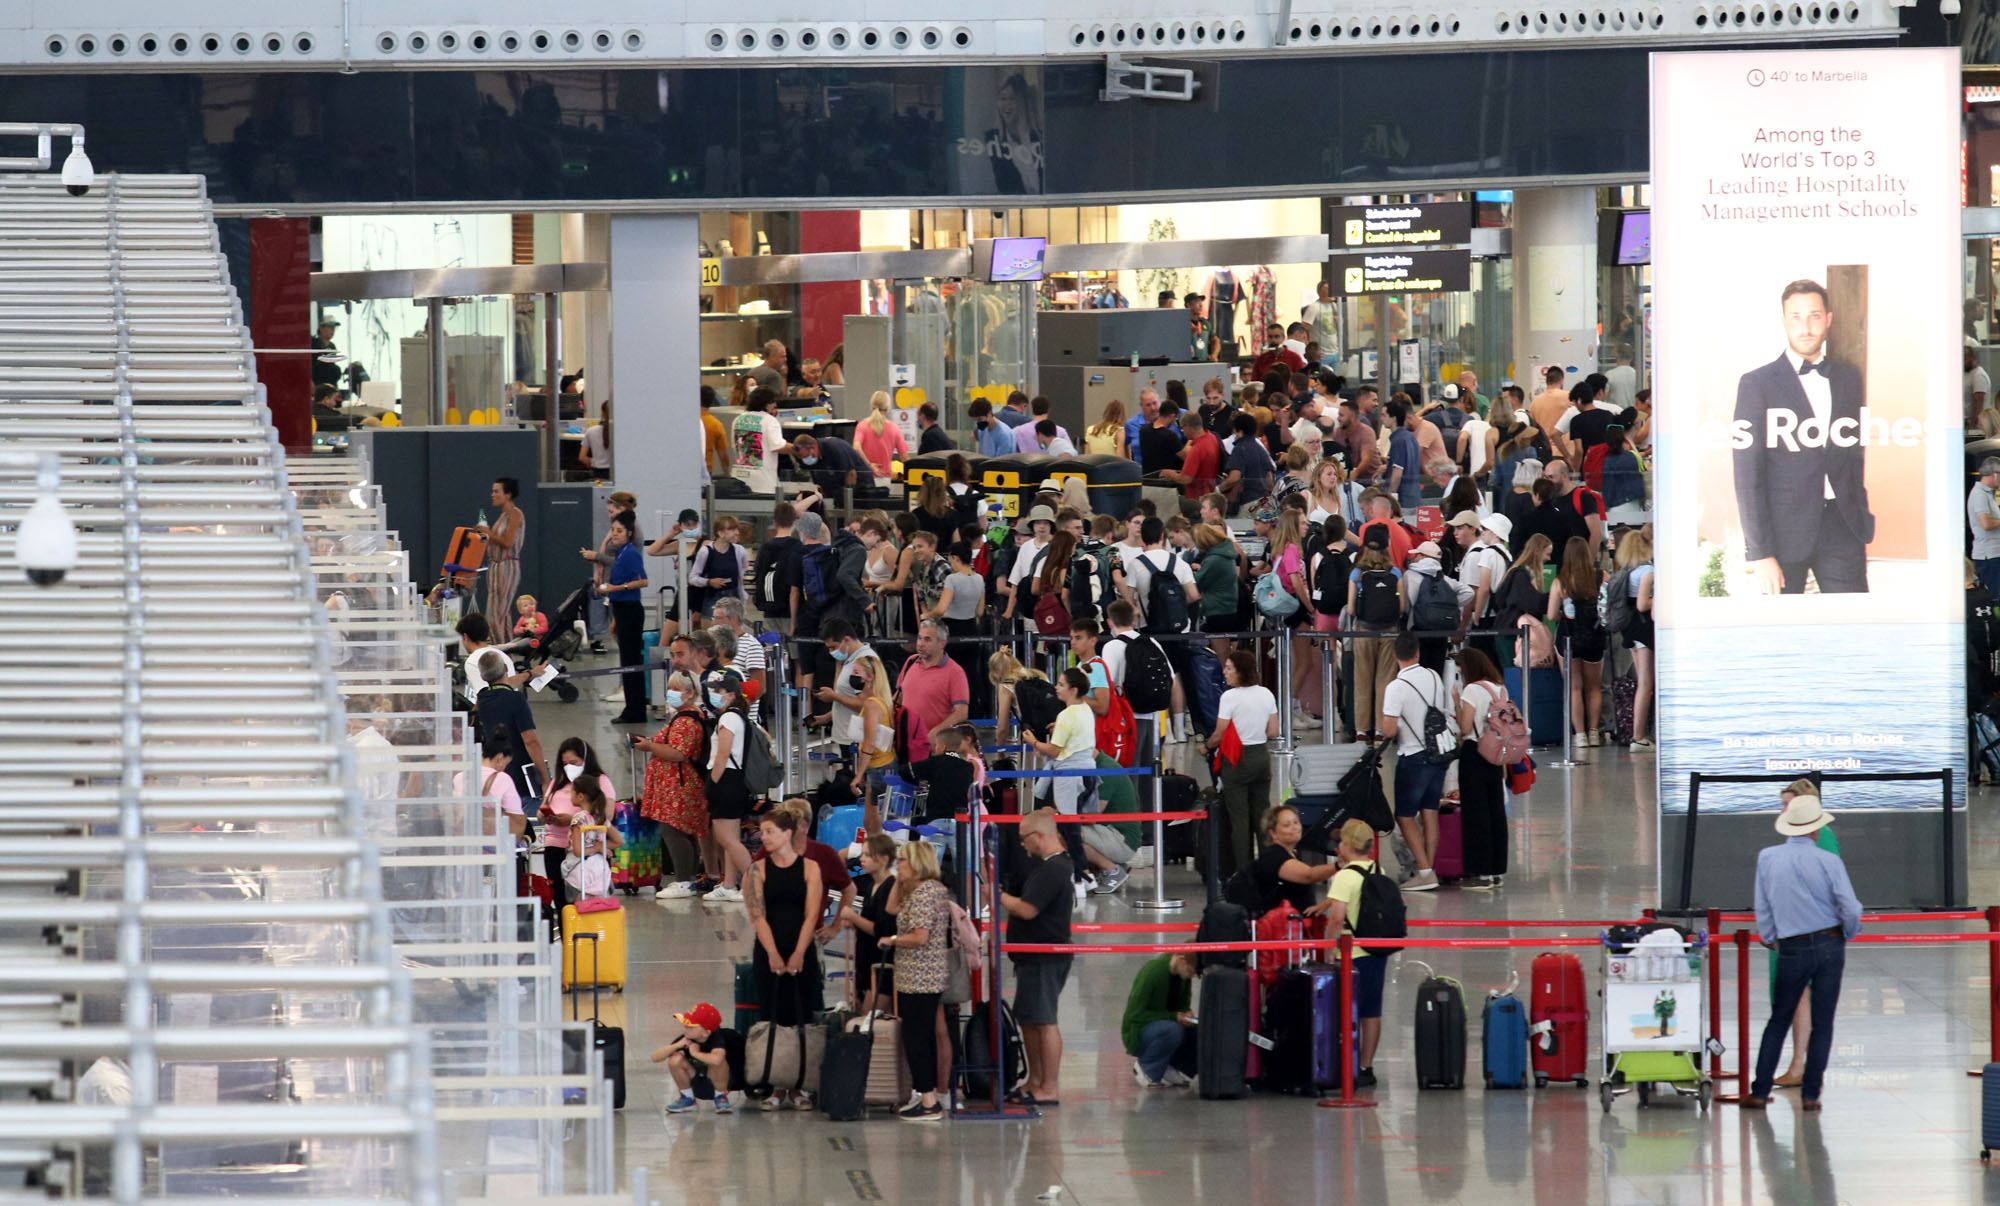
[1797,360,1826,378]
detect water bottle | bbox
[476,508,489,528]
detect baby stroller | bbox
[494,582,587,703]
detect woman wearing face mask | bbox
[540,737,616,914]
[701,674,756,905]
[637,671,711,901]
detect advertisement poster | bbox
[1604,983,1704,1051]
[948,67,1045,196]
[1652,48,1963,815]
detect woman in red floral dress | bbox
[636,671,710,900]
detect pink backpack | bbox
[1476,684,1530,767]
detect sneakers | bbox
[1355,1067,1378,1088]
[898,1100,945,1122]
[665,1092,699,1115]
[689,877,720,896]
[713,1093,733,1114]
[1161,1068,1192,1088]
[1128,846,1156,871]
[1401,870,1439,892]
[1631,737,1655,749]
[657,882,698,901]
[1295,712,1323,730]
[1073,875,1093,905]
[1134,1062,1166,1089]
[1090,866,1130,895]
[1462,875,1503,891]
[589,640,607,655]
[704,885,744,904]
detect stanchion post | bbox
[1318,932,1375,1110]
[1706,907,1730,1083]
[1724,928,1751,1103]
[1320,635,1336,747]
[1275,633,1295,758]
[1134,754,1184,912]
[769,639,795,798]
[1547,634,1578,769]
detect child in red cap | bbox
[652,1002,742,1115]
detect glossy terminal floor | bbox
[541,655,2000,1206]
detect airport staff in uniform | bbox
[1740,790,1862,1112]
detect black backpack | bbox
[1399,667,1458,766]
[1115,633,1174,716]
[1354,568,1401,627]
[1139,552,1189,634]
[1010,675,1064,740]
[1411,571,1461,633]
[1348,862,1408,954]
[799,544,836,610]
[1311,549,1352,617]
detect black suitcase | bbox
[1197,966,1250,1100]
[819,1027,873,1121]
[1413,974,1466,1090]
[1195,900,1250,972]
[563,932,626,1108]
[1983,1062,2000,1160]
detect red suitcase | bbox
[1529,952,1590,1088]
[1432,807,1464,881]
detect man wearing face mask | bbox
[970,398,1016,458]
[791,433,870,499]
[813,617,884,768]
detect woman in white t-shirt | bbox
[1205,649,1280,879]
[1452,647,1509,890]
[701,676,756,903]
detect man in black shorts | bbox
[1001,809,1075,1107]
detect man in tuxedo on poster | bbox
[1731,278,1874,595]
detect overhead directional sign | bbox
[1330,249,1471,295]
[1330,202,1472,250]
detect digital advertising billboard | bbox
[1651,48,1963,900]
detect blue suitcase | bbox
[1984,1062,2000,1161]
[1502,666,1565,747]
[1483,992,1529,1089]
[1264,961,1353,1095]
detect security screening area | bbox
[4,5,2000,1205]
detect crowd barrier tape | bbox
[956,811,1208,825]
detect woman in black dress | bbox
[843,833,900,1014]
[747,807,825,1110]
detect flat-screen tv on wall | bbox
[1615,210,1651,265]
[979,236,1047,283]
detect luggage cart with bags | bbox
[1598,928,1713,1112]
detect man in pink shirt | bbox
[896,619,970,762]
[1013,395,1072,455]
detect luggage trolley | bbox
[1598,928,1714,1112]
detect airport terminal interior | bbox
[2,2,2000,1204]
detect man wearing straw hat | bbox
[1741,781,1863,1112]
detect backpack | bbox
[1599,567,1637,636]
[1138,552,1189,634]
[1312,549,1351,617]
[1473,684,1530,767]
[1114,633,1174,716]
[1253,569,1300,619]
[1411,570,1461,634]
[800,544,836,610]
[1354,568,1401,627]
[1032,590,1072,636]
[1093,669,1138,767]
[740,718,783,797]
[1347,862,1409,954]
[1068,548,1107,622]
[1010,675,1064,740]
[749,540,783,614]
[1397,667,1457,766]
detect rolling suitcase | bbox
[1529,952,1590,1088]
[819,1024,873,1121]
[1483,990,1530,1089]
[1413,974,1467,1089]
[851,969,908,1109]
[1609,672,1637,745]
[609,799,662,894]
[560,826,627,990]
[1983,1064,2000,1161]
[733,961,762,1034]
[1502,665,1566,747]
[1197,966,1250,1100]
[442,525,488,588]
[563,932,626,1108]
[1195,900,1250,972]
[1261,919,1343,1095]
[1433,807,1465,881]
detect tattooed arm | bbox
[747,863,781,967]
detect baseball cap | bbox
[1446,509,1482,529]
[1440,383,1460,401]
[1362,524,1391,550]
[675,1003,723,1031]
[1413,540,1443,561]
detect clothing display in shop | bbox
[1247,265,1278,347]
[1206,269,1243,355]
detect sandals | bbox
[1005,1090,1060,1108]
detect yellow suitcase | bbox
[561,825,627,991]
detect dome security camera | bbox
[60,142,93,196]
[17,493,77,587]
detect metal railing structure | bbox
[0,168,643,1204]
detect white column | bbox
[609,214,702,535]
[1509,187,1600,384]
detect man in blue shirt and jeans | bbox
[1741,790,1862,1111]
[1383,398,1424,512]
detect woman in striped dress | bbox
[482,476,526,634]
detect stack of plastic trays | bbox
[0,172,443,1202]
[292,460,615,1198]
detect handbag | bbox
[745,979,826,1094]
